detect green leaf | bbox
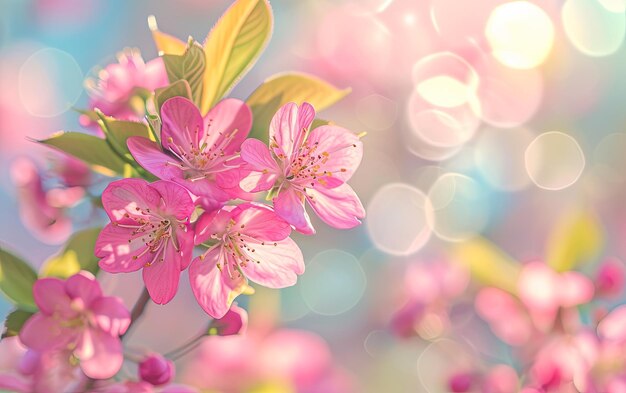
[0,248,38,310]
[41,228,102,279]
[450,237,521,294]
[2,309,35,338]
[201,0,273,113]
[97,115,151,157]
[546,211,604,272]
[163,40,206,106]
[38,132,128,177]
[155,79,193,116]
[246,73,350,141]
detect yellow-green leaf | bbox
[96,114,151,158]
[155,80,193,116]
[163,41,206,106]
[546,211,604,272]
[201,0,273,113]
[41,228,103,279]
[246,73,350,141]
[2,309,35,338]
[450,237,521,294]
[0,248,38,310]
[39,132,127,177]
[148,15,186,56]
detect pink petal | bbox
[79,329,124,379]
[304,183,365,229]
[274,187,315,235]
[65,272,102,307]
[598,305,626,342]
[194,208,232,246]
[90,297,131,336]
[142,244,182,305]
[175,176,232,204]
[233,204,292,241]
[202,98,252,155]
[517,262,560,312]
[269,102,315,160]
[148,180,194,220]
[188,249,247,319]
[305,125,363,184]
[161,96,203,152]
[32,277,72,316]
[559,272,594,307]
[239,139,280,193]
[243,237,305,288]
[95,224,156,273]
[208,303,248,336]
[19,314,74,352]
[127,137,184,181]
[176,226,195,271]
[101,178,161,223]
[143,57,169,90]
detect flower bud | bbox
[138,353,174,386]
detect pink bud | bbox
[595,258,626,298]
[448,372,474,392]
[138,353,174,386]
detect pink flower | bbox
[139,353,174,386]
[82,50,168,127]
[207,303,248,336]
[19,272,131,379]
[190,203,304,318]
[595,258,626,298]
[239,102,364,234]
[95,178,195,304]
[127,96,252,209]
[10,157,85,244]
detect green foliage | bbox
[2,309,34,338]
[0,248,38,311]
[201,0,273,113]
[41,228,102,279]
[163,40,206,107]
[246,73,350,141]
[38,132,128,177]
[155,79,193,116]
[96,113,151,158]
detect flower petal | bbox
[95,224,156,273]
[65,272,102,307]
[233,204,292,241]
[148,181,194,220]
[239,139,280,193]
[19,314,74,352]
[194,208,232,246]
[274,188,315,235]
[127,137,184,181]
[305,183,365,229]
[142,243,182,305]
[242,237,305,288]
[101,178,161,223]
[305,125,363,184]
[79,329,124,379]
[269,102,315,160]
[32,277,71,316]
[161,96,203,152]
[189,249,247,319]
[90,296,131,336]
[202,98,252,155]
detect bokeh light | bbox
[593,133,626,183]
[355,93,398,131]
[18,47,83,118]
[366,183,433,256]
[299,249,366,316]
[474,127,534,191]
[485,1,554,69]
[525,131,586,190]
[562,0,626,57]
[428,173,490,241]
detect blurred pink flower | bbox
[128,96,251,210]
[95,178,195,304]
[50,155,92,188]
[82,50,168,127]
[594,258,626,299]
[390,260,468,338]
[207,303,248,336]
[139,353,174,386]
[181,328,352,393]
[239,102,364,234]
[19,272,130,379]
[10,156,85,244]
[190,203,304,318]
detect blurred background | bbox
[2,0,626,391]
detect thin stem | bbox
[163,325,208,359]
[122,287,151,340]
